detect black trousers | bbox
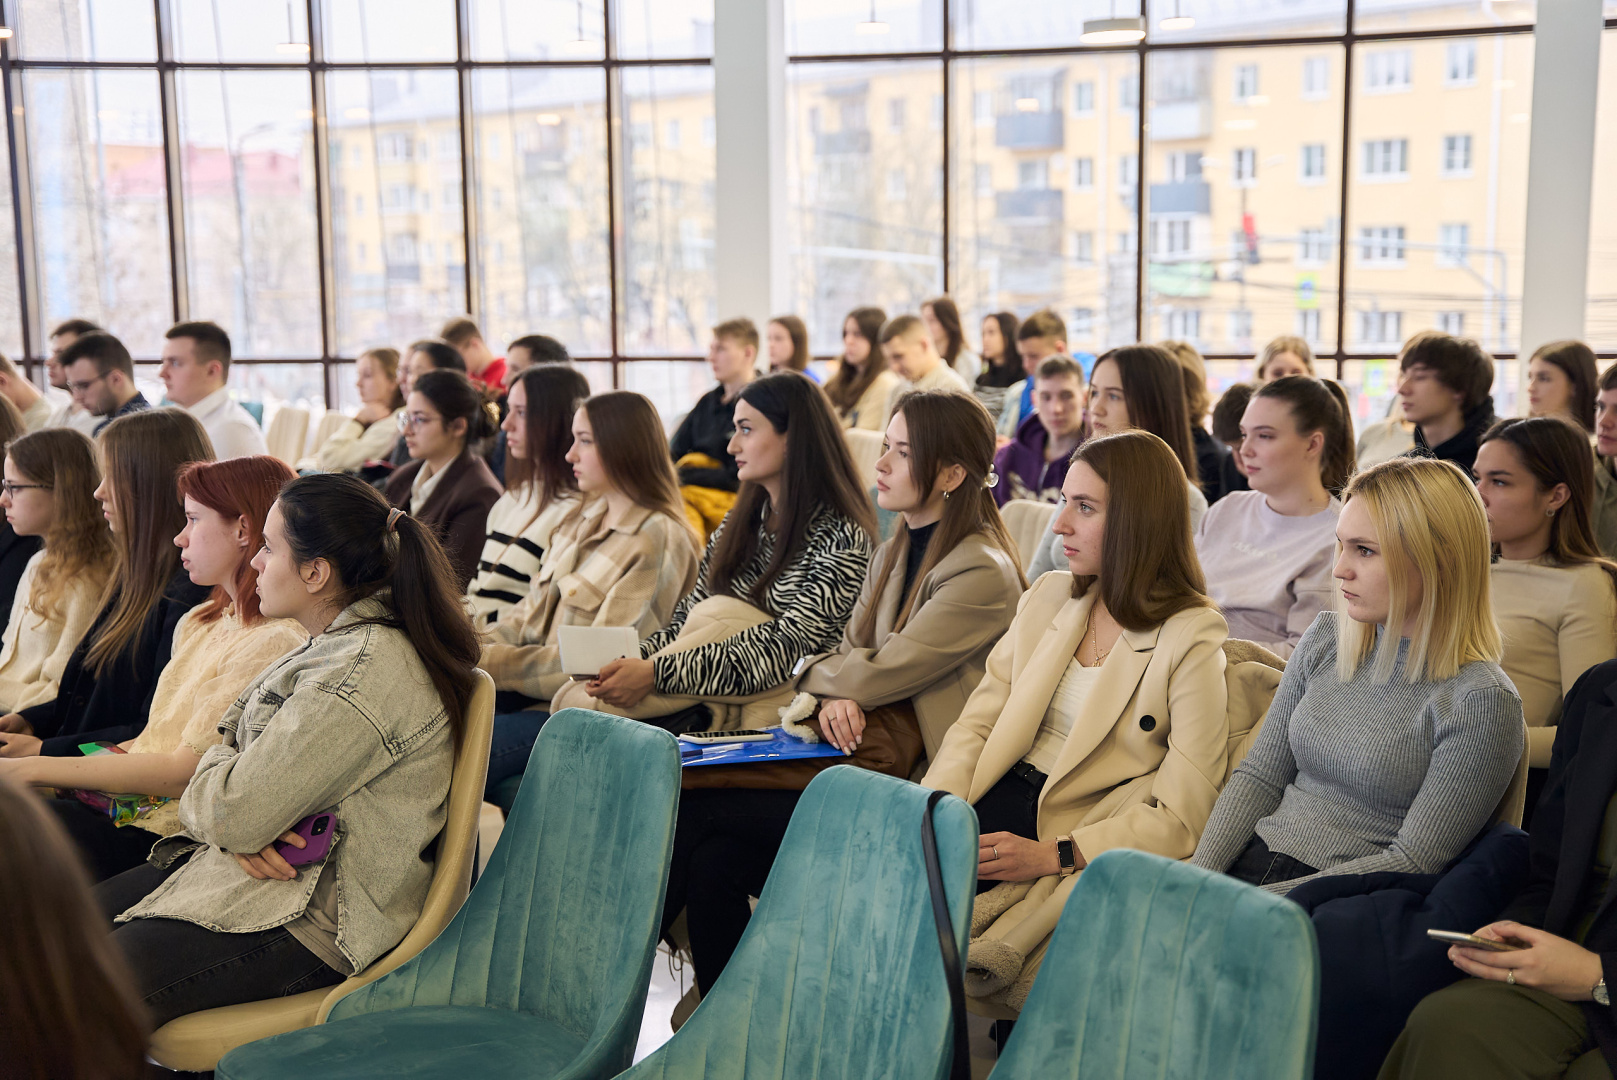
[1225,834,1320,888]
[97,854,344,1029]
[971,768,1044,893]
[47,796,162,883]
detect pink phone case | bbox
[274,811,335,867]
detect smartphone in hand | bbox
[274,810,336,867]
[1427,929,1526,952]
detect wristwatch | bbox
[1056,836,1078,876]
[1594,978,1609,1007]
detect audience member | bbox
[160,321,267,460]
[502,334,570,391]
[1027,344,1207,577]
[975,310,1023,425]
[671,317,758,539]
[43,317,105,437]
[824,306,898,431]
[1255,335,1315,382]
[1161,338,1231,503]
[1526,339,1599,434]
[382,339,469,471]
[997,308,1069,438]
[467,365,590,628]
[0,351,48,431]
[1210,381,1254,496]
[0,395,40,621]
[383,369,502,591]
[309,347,404,473]
[924,429,1231,1012]
[668,391,1027,994]
[766,314,813,378]
[1192,457,1524,893]
[0,772,148,1080]
[96,473,480,1027]
[1397,332,1496,473]
[1195,376,1354,657]
[564,373,876,728]
[2,457,305,882]
[881,313,968,415]
[1475,418,1617,778]
[59,332,150,435]
[1379,658,1617,1080]
[1594,361,1617,560]
[0,430,114,714]
[480,391,700,800]
[0,410,212,758]
[440,315,506,392]
[922,295,982,383]
[992,354,1084,506]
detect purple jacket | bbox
[992,413,1070,506]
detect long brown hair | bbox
[175,456,296,626]
[579,391,698,544]
[769,315,810,372]
[0,773,148,1080]
[1530,340,1599,434]
[505,365,589,507]
[85,409,215,677]
[1068,429,1212,631]
[275,473,481,745]
[1090,344,1200,488]
[1253,375,1358,494]
[978,311,1022,388]
[6,429,114,622]
[708,373,876,610]
[0,394,23,448]
[824,306,888,414]
[923,296,966,365]
[852,391,1026,644]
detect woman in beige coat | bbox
[924,428,1231,1016]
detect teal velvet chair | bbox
[989,849,1319,1080]
[215,709,681,1080]
[622,766,978,1080]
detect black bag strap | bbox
[922,789,971,1080]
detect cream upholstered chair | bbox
[305,410,349,459]
[263,406,310,467]
[843,427,884,491]
[144,670,496,1072]
[999,499,1059,576]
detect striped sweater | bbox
[466,488,578,628]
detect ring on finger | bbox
[992,846,1000,860]
[1506,970,1516,986]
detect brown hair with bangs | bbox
[1090,344,1201,488]
[85,410,214,676]
[1067,429,1212,631]
[176,456,295,625]
[580,391,698,545]
[6,429,115,622]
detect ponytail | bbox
[1255,374,1357,495]
[412,369,499,453]
[276,473,480,745]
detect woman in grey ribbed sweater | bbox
[1193,457,1525,894]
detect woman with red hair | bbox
[0,456,307,880]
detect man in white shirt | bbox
[159,321,267,460]
[0,353,49,431]
[879,313,968,416]
[42,318,104,437]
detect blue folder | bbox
[680,728,847,768]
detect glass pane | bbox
[15,0,156,61]
[787,60,943,354]
[1149,0,1344,41]
[327,69,467,357]
[472,68,611,355]
[615,0,714,60]
[177,71,321,357]
[1356,0,1533,34]
[0,133,21,362]
[231,362,329,412]
[789,0,941,56]
[25,69,172,357]
[1141,45,1343,356]
[617,67,716,355]
[174,0,313,62]
[949,0,1134,53]
[622,359,714,427]
[951,53,1140,356]
[322,0,457,63]
[470,0,604,61]
[1587,30,1617,350]
[1344,35,1531,357]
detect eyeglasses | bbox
[67,372,109,395]
[397,411,441,432]
[0,481,51,497]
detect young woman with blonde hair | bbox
[923,428,1232,1014]
[0,429,115,712]
[1193,456,1525,893]
[1256,334,1316,382]
[310,347,405,473]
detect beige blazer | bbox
[922,572,1230,1010]
[795,533,1025,757]
[839,370,901,432]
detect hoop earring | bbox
[944,489,951,500]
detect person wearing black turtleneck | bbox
[1395,333,1497,475]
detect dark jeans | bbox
[1225,834,1320,888]
[972,767,1044,895]
[97,853,344,1029]
[48,796,161,883]
[483,709,551,804]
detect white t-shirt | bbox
[1022,659,1102,775]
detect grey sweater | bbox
[1192,612,1524,894]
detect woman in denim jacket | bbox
[96,473,482,1027]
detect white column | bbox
[1517,0,1604,360]
[713,0,789,333]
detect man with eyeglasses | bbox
[43,318,104,437]
[59,331,149,436]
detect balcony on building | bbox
[1149,180,1211,215]
[996,188,1063,221]
[386,262,421,283]
[1148,101,1211,142]
[815,128,872,156]
[995,109,1065,151]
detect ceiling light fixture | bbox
[563,0,596,55]
[275,3,308,55]
[855,0,889,35]
[1080,16,1146,43]
[1159,0,1195,30]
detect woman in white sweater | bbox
[310,347,405,473]
[1194,376,1356,658]
[466,365,590,627]
[1473,416,1617,774]
[0,430,114,712]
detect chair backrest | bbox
[264,406,310,466]
[325,708,682,1078]
[306,410,349,458]
[1491,720,1531,828]
[1000,499,1059,575]
[844,428,884,491]
[314,669,495,1021]
[991,849,1319,1080]
[1222,640,1285,786]
[623,766,978,1080]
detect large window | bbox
[1,0,713,408]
